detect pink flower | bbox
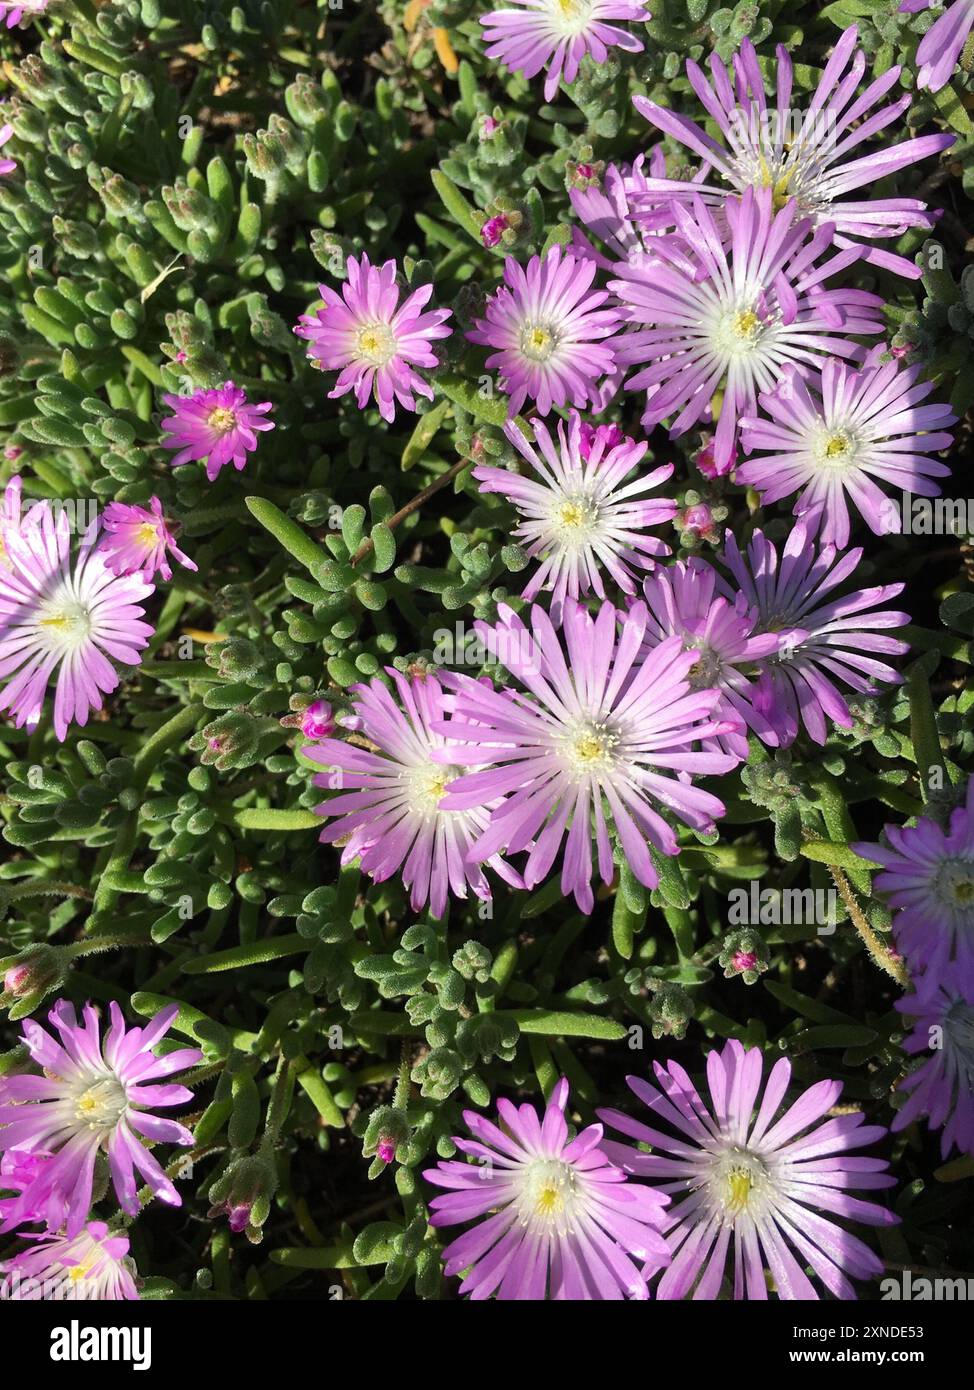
[481,214,510,248]
[160,381,274,482]
[480,1,652,103]
[0,123,15,177]
[295,254,452,423]
[300,699,334,740]
[0,1221,139,1301]
[96,496,197,583]
[0,1001,201,1238]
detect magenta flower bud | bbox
[577,420,624,460]
[3,445,22,462]
[481,214,509,249]
[3,963,32,996]
[680,503,714,535]
[376,1137,396,1165]
[732,950,758,973]
[694,437,736,480]
[227,1203,251,1233]
[300,700,334,740]
[479,116,499,140]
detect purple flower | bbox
[0,1001,201,1238]
[570,152,680,280]
[306,670,520,918]
[0,2,50,28]
[853,778,974,976]
[631,28,954,277]
[720,521,910,747]
[423,1077,671,1300]
[638,558,784,759]
[160,381,274,482]
[480,1,651,104]
[437,600,740,913]
[95,496,197,583]
[473,410,674,606]
[466,245,621,417]
[578,420,624,456]
[300,699,334,740]
[611,186,885,470]
[893,972,974,1158]
[0,1221,138,1301]
[739,355,956,549]
[901,0,974,92]
[0,122,15,176]
[0,504,154,742]
[599,1040,898,1300]
[295,254,452,423]
[0,1148,48,1227]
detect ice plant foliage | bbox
[295,254,452,423]
[160,381,274,481]
[95,496,197,583]
[739,355,956,548]
[720,522,910,746]
[306,670,520,918]
[0,501,154,742]
[438,600,740,912]
[599,1041,898,1299]
[479,1,652,102]
[854,778,974,976]
[611,187,885,469]
[472,410,674,604]
[632,28,955,277]
[0,1002,201,1237]
[424,1078,671,1299]
[467,245,622,416]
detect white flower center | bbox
[559,719,620,781]
[518,320,561,363]
[936,858,974,915]
[355,323,397,367]
[709,302,767,359]
[38,590,93,654]
[73,1074,129,1133]
[812,424,858,470]
[518,1157,581,1233]
[403,761,457,818]
[945,1002,974,1086]
[686,640,724,688]
[707,1144,771,1223]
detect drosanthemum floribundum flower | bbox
[611,187,885,470]
[599,1040,898,1300]
[95,496,197,583]
[0,1221,138,1300]
[0,1148,48,1228]
[720,521,910,746]
[0,505,154,741]
[738,355,956,548]
[0,1001,201,1237]
[424,1077,671,1300]
[900,0,974,92]
[466,245,621,417]
[638,558,784,759]
[160,380,274,482]
[0,123,15,176]
[480,1,651,103]
[305,670,520,918]
[438,600,740,912]
[631,27,954,277]
[853,777,974,976]
[472,410,674,606]
[893,972,974,1158]
[295,253,452,423]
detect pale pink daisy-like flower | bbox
[437,600,740,913]
[295,254,452,423]
[611,186,885,470]
[599,1040,898,1300]
[853,777,974,976]
[424,1077,671,1300]
[473,410,674,606]
[0,1222,138,1301]
[480,1,651,103]
[466,245,621,417]
[95,496,197,583]
[631,28,954,278]
[719,521,910,747]
[0,505,154,742]
[0,123,16,176]
[738,354,956,549]
[0,1001,201,1238]
[900,0,974,93]
[306,670,521,918]
[160,381,274,482]
[893,972,974,1159]
[638,558,783,760]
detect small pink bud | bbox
[481,215,509,249]
[301,700,334,740]
[3,963,31,996]
[377,1138,396,1165]
[3,446,22,462]
[227,1203,251,1233]
[479,116,499,141]
[174,349,188,364]
[732,950,758,973]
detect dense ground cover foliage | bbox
[0,0,972,1304]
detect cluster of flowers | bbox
[0,1001,201,1300]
